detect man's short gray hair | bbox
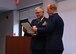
[34,6,44,12]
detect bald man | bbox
[30,7,48,54]
[45,3,64,54]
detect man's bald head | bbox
[47,3,57,11]
[47,3,57,15]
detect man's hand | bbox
[32,26,38,32]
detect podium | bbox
[6,36,32,54]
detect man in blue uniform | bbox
[31,7,48,54]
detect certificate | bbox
[21,22,36,36]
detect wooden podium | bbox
[6,36,32,54]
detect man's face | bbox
[35,9,44,19]
[47,5,54,15]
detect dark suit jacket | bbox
[37,13,64,51]
[30,17,48,50]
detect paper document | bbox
[21,22,36,36]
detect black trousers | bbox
[46,50,63,54]
[32,49,45,54]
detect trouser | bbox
[46,49,63,54]
[32,49,45,54]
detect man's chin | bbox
[37,17,41,19]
